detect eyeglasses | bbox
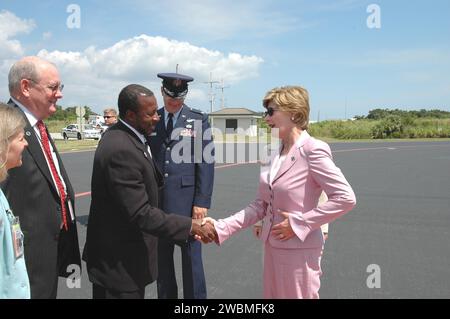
[28,78,64,93]
[104,115,116,119]
[264,107,277,117]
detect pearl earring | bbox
[291,117,295,121]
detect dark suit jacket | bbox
[148,106,214,217]
[82,121,192,292]
[0,101,81,299]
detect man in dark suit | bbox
[1,56,81,299]
[148,73,215,299]
[82,84,216,299]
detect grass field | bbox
[48,116,450,152]
[55,139,99,152]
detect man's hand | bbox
[192,206,207,219]
[191,218,217,244]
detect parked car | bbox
[62,124,101,140]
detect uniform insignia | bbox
[26,131,31,137]
[180,129,196,137]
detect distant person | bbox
[204,86,356,298]
[1,56,81,299]
[0,104,30,299]
[148,73,215,299]
[100,108,118,137]
[83,84,216,299]
[103,108,118,127]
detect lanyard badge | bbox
[7,209,25,260]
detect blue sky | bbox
[1,0,449,120]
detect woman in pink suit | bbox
[206,86,356,298]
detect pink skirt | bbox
[263,242,323,299]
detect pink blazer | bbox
[215,131,356,249]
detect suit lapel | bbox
[119,121,162,186]
[271,146,298,185]
[271,131,311,185]
[12,104,58,194]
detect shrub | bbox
[371,115,403,139]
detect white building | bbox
[209,107,262,137]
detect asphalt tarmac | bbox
[57,141,450,299]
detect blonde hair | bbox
[263,86,310,130]
[0,103,26,182]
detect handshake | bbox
[190,217,217,244]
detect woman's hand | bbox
[270,212,296,241]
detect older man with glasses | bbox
[1,56,81,299]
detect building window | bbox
[225,119,238,133]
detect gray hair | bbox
[103,108,118,116]
[0,103,26,182]
[8,59,39,95]
[8,56,57,95]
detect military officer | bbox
[148,72,215,299]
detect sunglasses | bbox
[264,107,277,117]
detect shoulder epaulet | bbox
[189,107,205,115]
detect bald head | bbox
[8,56,57,95]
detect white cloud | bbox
[37,34,263,113]
[0,10,36,59]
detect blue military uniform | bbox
[148,73,215,299]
